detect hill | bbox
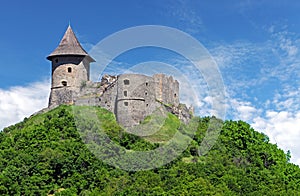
[0,105,300,195]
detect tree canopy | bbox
[0,105,299,195]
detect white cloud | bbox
[211,27,300,90]
[226,78,300,166]
[272,86,300,112]
[211,26,300,166]
[0,80,50,131]
[210,42,257,69]
[228,96,300,166]
[229,99,261,122]
[165,0,204,35]
[252,110,300,166]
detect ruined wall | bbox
[153,74,179,106]
[74,73,181,127]
[74,75,118,110]
[49,87,74,108]
[49,72,185,127]
[73,81,101,106]
[99,81,117,113]
[116,74,158,127]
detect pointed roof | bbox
[47,25,95,61]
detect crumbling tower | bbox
[47,25,95,107]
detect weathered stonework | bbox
[47,26,193,127]
[72,73,188,127]
[48,56,92,107]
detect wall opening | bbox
[62,81,67,86]
[146,103,149,107]
[124,102,128,106]
[174,93,177,98]
[67,67,72,73]
[124,79,130,85]
[145,91,148,96]
[124,91,128,97]
[145,82,148,86]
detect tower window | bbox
[174,93,177,98]
[124,102,128,106]
[145,82,148,86]
[62,81,67,86]
[67,67,72,73]
[145,91,148,96]
[124,79,130,85]
[124,91,128,97]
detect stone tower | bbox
[47,25,95,107]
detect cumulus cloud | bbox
[210,26,300,166]
[252,111,300,166]
[0,80,50,131]
[228,96,300,166]
[230,99,260,122]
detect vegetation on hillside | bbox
[0,105,299,195]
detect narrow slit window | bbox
[67,67,72,73]
[124,91,128,97]
[145,82,148,86]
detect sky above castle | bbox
[1,0,300,165]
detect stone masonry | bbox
[47,26,192,127]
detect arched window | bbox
[124,91,128,97]
[62,81,67,86]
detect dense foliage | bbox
[0,105,299,195]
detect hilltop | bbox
[0,105,300,195]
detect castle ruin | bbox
[47,26,192,127]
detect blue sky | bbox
[1,0,300,165]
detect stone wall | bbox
[49,72,189,127]
[153,74,179,106]
[49,87,74,107]
[116,74,158,127]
